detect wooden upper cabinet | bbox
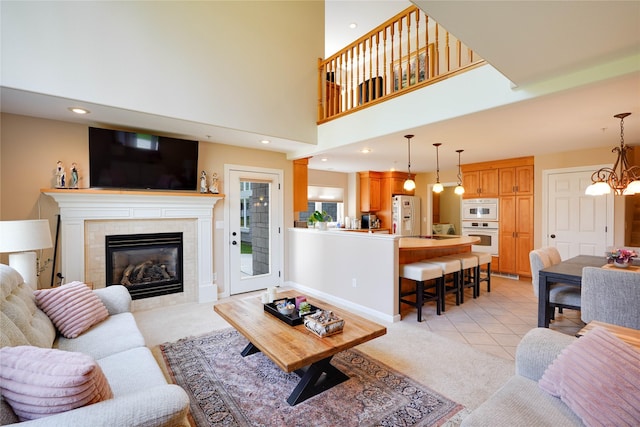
[360,171,382,212]
[499,165,534,195]
[388,172,415,196]
[293,158,309,212]
[462,169,498,198]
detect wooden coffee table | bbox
[576,320,640,350]
[214,290,387,405]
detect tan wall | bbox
[0,113,293,292]
[308,169,348,189]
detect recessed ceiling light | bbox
[349,22,357,29]
[69,107,90,115]
[361,148,371,154]
[321,157,328,162]
[260,139,270,144]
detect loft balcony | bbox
[318,5,486,123]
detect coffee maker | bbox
[361,214,378,229]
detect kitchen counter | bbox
[333,228,390,234]
[398,235,480,264]
[399,235,479,249]
[287,228,481,323]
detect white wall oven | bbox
[461,221,499,255]
[462,198,498,221]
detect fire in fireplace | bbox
[105,232,183,300]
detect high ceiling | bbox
[309,0,640,173]
[2,1,639,175]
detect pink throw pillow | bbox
[0,346,113,421]
[34,281,109,339]
[539,326,640,426]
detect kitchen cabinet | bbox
[499,195,533,276]
[461,169,498,198]
[360,171,382,212]
[462,157,534,276]
[499,165,534,195]
[359,171,414,230]
[388,171,415,196]
[293,158,309,212]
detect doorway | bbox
[430,183,462,236]
[225,165,283,295]
[543,166,613,259]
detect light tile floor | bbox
[399,274,584,360]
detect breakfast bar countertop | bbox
[398,235,480,249]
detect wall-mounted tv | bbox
[89,127,198,191]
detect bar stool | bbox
[399,262,444,322]
[470,251,492,293]
[440,253,479,303]
[422,257,461,312]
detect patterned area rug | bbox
[159,328,464,427]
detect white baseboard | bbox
[284,280,398,324]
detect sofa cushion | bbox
[0,346,113,421]
[0,264,56,348]
[34,281,109,339]
[0,396,19,425]
[97,346,168,396]
[56,312,146,360]
[460,375,582,426]
[539,326,640,426]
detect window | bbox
[302,186,345,225]
[240,181,252,229]
[301,201,343,224]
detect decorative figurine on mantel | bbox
[70,162,79,189]
[200,171,208,193]
[55,161,66,188]
[209,172,220,194]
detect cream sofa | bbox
[461,328,583,426]
[0,264,190,426]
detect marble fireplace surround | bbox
[43,189,223,309]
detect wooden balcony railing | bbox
[318,5,486,123]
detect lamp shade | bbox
[0,220,53,253]
[403,178,416,191]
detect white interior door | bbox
[544,167,613,259]
[225,166,282,295]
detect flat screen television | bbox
[89,127,198,191]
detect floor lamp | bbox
[0,220,53,290]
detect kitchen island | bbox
[287,228,479,322]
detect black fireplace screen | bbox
[105,232,183,300]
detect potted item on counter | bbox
[308,210,332,230]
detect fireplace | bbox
[106,232,183,300]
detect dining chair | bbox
[543,246,568,314]
[529,248,581,321]
[581,266,640,329]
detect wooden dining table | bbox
[537,255,609,327]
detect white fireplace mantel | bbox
[43,189,223,303]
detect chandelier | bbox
[403,134,416,191]
[585,113,640,196]
[432,143,443,193]
[454,149,465,195]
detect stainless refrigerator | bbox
[392,195,421,236]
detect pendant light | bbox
[454,149,465,195]
[432,143,443,193]
[403,134,416,191]
[585,112,640,196]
